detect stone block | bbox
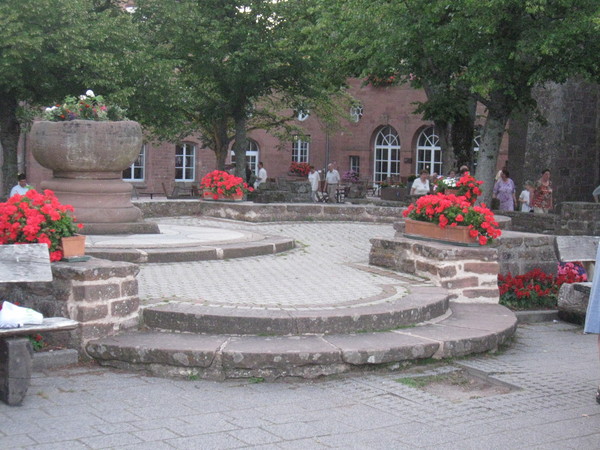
[440,277,480,290]
[79,323,116,341]
[416,260,438,276]
[75,304,109,322]
[72,283,121,302]
[110,297,140,317]
[463,262,499,274]
[0,338,32,406]
[121,279,138,297]
[557,283,589,325]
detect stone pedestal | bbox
[0,338,32,406]
[29,120,159,235]
[370,235,500,303]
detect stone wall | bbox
[489,232,558,275]
[556,202,600,236]
[493,211,557,234]
[369,236,499,303]
[136,200,404,223]
[0,258,140,355]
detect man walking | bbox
[325,163,340,203]
[308,166,320,202]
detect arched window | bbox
[231,139,260,173]
[373,126,401,183]
[416,127,441,175]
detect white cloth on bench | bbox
[0,301,43,328]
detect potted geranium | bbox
[435,172,482,204]
[200,170,253,201]
[402,193,501,246]
[0,189,84,261]
[289,162,311,177]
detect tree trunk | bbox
[211,119,231,171]
[435,120,454,176]
[232,116,247,179]
[0,96,20,200]
[477,108,509,206]
[452,97,477,170]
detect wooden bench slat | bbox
[0,244,52,283]
[0,318,78,337]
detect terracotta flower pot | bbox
[61,234,86,258]
[202,191,243,201]
[404,218,477,246]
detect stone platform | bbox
[84,223,295,263]
[85,218,517,380]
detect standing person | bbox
[324,163,340,203]
[307,166,320,203]
[531,168,553,213]
[584,243,600,404]
[519,180,534,212]
[10,173,32,197]
[492,169,517,211]
[411,170,430,196]
[254,162,267,189]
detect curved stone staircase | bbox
[86,285,517,380]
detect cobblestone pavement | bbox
[138,218,420,309]
[1,322,598,449]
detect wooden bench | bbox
[0,244,79,406]
[555,236,600,281]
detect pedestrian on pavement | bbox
[411,170,431,196]
[254,162,267,189]
[492,169,517,211]
[531,168,553,213]
[324,163,340,203]
[308,166,320,203]
[584,243,600,404]
[10,173,32,197]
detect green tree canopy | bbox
[130,0,348,175]
[0,0,144,198]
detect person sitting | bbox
[10,173,32,197]
[253,161,267,189]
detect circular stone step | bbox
[142,286,450,335]
[86,302,518,381]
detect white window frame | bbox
[349,155,360,174]
[373,126,401,183]
[350,105,364,123]
[231,139,260,173]
[175,143,196,181]
[297,109,310,121]
[416,127,441,175]
[292,137,310,163]
[123,144,146,182]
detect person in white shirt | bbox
[254,162,267,189]
[10,174,32,197]
[307,166,320,202]
[410,170,430,196]
[519,180,534,212]
[324,163,340,203]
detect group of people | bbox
[409,165,471,197]
[492,168,553,213]
[307,163,340,203]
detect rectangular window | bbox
[175,143,196,181]
[349,156,360,174]
[123,144,146,181]
[292,137,309,163]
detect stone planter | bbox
[29,120,158,235]
[381,186,409,201]
[404,218,477,246]
[60,234,86,258]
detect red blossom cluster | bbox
[498,264,587,310]
[402,193,501,245]
[200,170,253,199]
[437,172,483,204]
[289,162,311,177]
[0,190,83,262]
